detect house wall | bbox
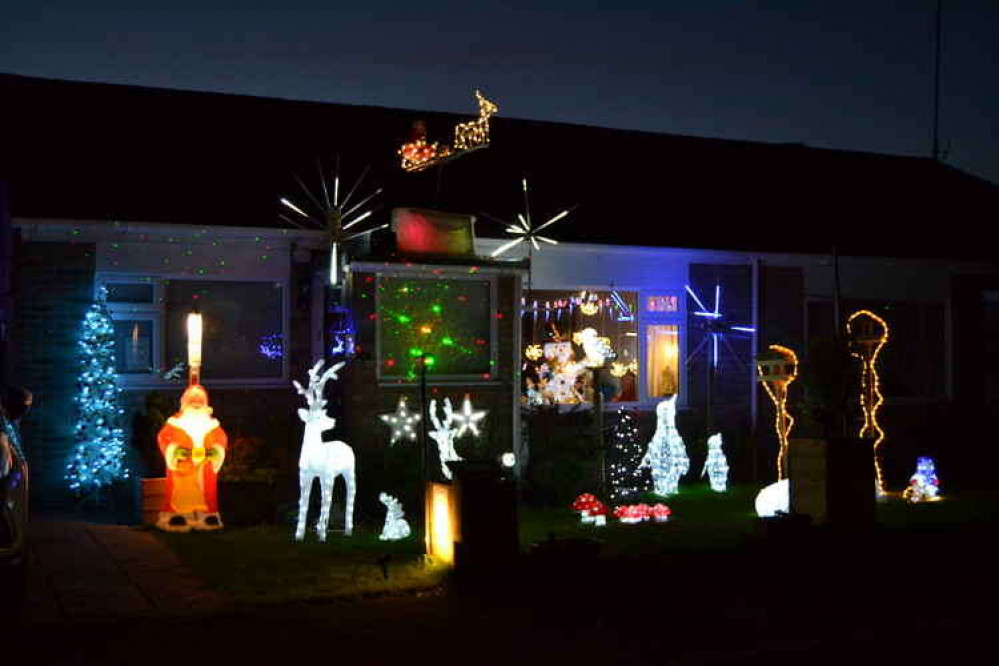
[13,219,327,507]
[339,262,522,512]
[13,240,96,501]
[476,236,997,487]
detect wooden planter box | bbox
[788,438,875,529]
[140,477,166,526]
[142,478,280,527]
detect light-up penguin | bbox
[156,313,227,532]
[638,395,689,496]
[701,432,730,492]
[902,456,940,503]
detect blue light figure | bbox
[903,456,940,503]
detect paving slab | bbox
[26,516,230,623]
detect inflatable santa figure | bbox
[156,383,227,531]
[155,312,227,532]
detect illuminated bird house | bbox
[756,345,798,481]
[846,310,890,495]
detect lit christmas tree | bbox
[66,288,130,492]
[607,408,644,502]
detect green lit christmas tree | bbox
[608,408,643,502]
[66,288,130,492]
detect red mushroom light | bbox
[651,504,672,523]
[588,501,608,527]
[572,493,600,524]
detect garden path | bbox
[25,516,228,623]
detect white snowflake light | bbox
[638,396,689,496]
[379,397,421,445]
[452,394,486,438]
[485,178,574,260]
[279,160,386,286]
[378,492,411,541]
[293,360,356,541]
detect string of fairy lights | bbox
[66,288,130,491]
[847,309,890,495]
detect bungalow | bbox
[1,73,997,510]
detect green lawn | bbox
[156,525,448,603]
[155,485,996,603]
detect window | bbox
[113,319,154,374]
[377,276,495,381]
[97,275,286,384]
[646,295,679,313]
[807,299,945,399]
[523,289,638,404]
[164,280,284,379]
[646,324,680,397]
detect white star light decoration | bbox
[379,397,421,445]
[487,178,574,258]
[452,394,486,438]
[279,160,386,285]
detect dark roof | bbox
[2,72,997,261]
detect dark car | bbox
[1,412,29,613]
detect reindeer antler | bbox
[294,360,346,412]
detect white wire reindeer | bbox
[428,398,463,480]
[293,360,355,541]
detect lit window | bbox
[646,324,679,398]
[113,320,154,374]
[646,295,679,313]
[523,289,638,404]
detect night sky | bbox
[3,1,998,184]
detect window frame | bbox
[95,272,290,388]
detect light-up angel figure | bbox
[279,159,386,286]
[847,310,890,495]
[638,396,689,496]
[293,360,356,541]
[156,314,227,532]
[701,433,729,492]
[902,457,941,503]
[378,492,411,541]
[428,398,463,481]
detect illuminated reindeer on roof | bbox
[293,360,355,540]
[453,90,498,151]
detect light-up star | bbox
[484,178,575,258]
[278,159,386,286]
[451,394,487,438]
[379,397,421,445]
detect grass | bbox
[155,524,448,604]
[155,484,998,604]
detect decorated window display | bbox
[522,289,638,404]
[377,276,494,381]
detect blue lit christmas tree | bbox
[607,408,644,502]
[66,288,130,491]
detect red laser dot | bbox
[368,313,377,320]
